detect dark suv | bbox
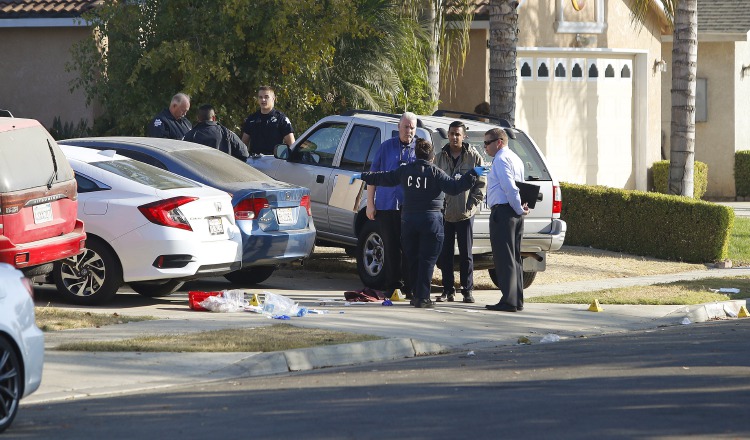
[0,117,86,278]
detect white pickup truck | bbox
[249,110,566,289]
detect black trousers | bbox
[489,204,524,308]
[438,217,474,295]
[401,211,444,300]
[378,210,410,293]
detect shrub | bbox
[48,117,90,140]
[734,150,750,197]
[652,160,708,199]
[561,182,733,263]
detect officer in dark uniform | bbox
[241,85,295,155]
[182,104,249,161]
[147,93,192,139]
[351,139,487,308]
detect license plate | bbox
[276,208,294,225]
[208,217,224,235]
[33,203,53,224]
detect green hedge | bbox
[735,151,750,197]
[560,182,733,263]
[652,160,708,199]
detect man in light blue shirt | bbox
[365,112,418,297]
[484,128,529,312]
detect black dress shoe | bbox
[435,292,455,302]
[462,293,475,303]
[414,299,435,308]
[485,302,517,312]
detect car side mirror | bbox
[274,143,290,160]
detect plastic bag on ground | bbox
[540,334,561,344]
[199,290,248,312]
[262,291,300,316]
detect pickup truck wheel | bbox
[488,269,537,289]
[356,221,387,289]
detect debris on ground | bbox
[540,334,561,343]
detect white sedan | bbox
[0,263,44,433]
[55,146,242,305]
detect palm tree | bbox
[404,0,474,110]
[313,0,433,117]
[488,0,520,126]
[632,0,698,197]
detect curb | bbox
[24,338,452,405]
[662,299,748,324]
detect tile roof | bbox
[0,0,102,19]
[698,0,750,34]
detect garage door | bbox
[515,54,634,188]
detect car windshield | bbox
[171,148,274,185]
[464,130,551,181]
[93,159,199,190]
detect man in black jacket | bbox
[351,139,487,308]
[182,104,249,161]
[147,93,192,139]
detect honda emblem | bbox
[215,202,222,212]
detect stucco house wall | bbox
[0,23,96,129]
[441,0,665,191]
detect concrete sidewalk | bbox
[25,267,750,405]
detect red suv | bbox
[0,116,86,278]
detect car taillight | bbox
[20,276,34,299]
[552,185,562,216]
[138,196,197,231]
[300,195,312,216]
[235,197,269,220]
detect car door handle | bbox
[537,193,543,201]
[316,175,325,184]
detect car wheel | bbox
[488,269,537,289]
[0,337,22,433]
[356,221,387,289]
[53,238,122,305]
[224,266,276,285]
[129,280,185,297]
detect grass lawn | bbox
[53,324,381,352]
[527,276,750,305]
[729,217,750,266]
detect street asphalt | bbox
[24,264,750,406]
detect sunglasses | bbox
[483,138,500,146]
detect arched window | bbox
[555,63,566,78]
[521,62,532,77]
[572,63,583,78]
[605,64,615,78]
[621,65,631,78]
[538,63,549,78]
[588,64,599,78]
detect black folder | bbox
[516,181,540,209]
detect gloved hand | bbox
[473,165,489,177]
[349,173,362,184]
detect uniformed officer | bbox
[351,139,488,308]
[182,104,249,161]
[147,93,192,139]
[241,85,295,155]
